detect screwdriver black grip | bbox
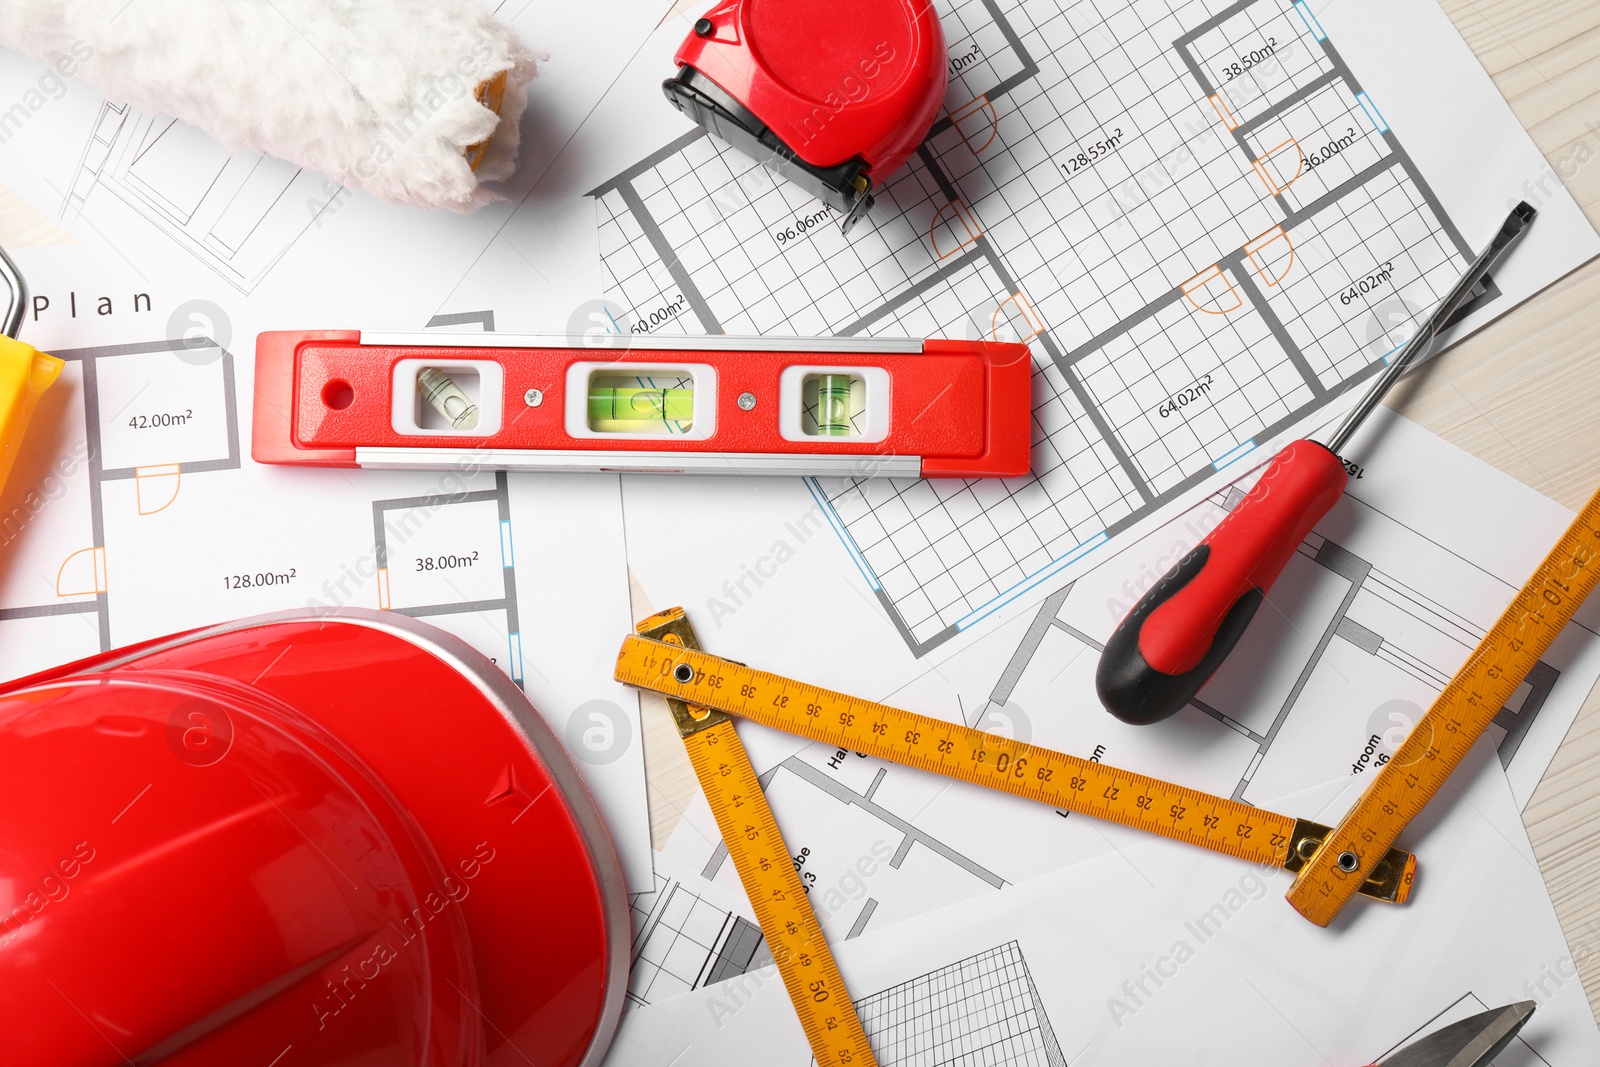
[1096,440,1350,725]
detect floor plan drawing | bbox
[0,311,530,685]
[371,472,526,685]
[595,0,1493,656]
[0,333,242,661]
[851,942,1067,1067]
[0,224,650,892]
[368,311,529,686]
[65,102,340,293]
[626,865,770,1010]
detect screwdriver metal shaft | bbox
[1326,201,1536,455]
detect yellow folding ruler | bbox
[631,608,878,1067]
[1287,484,1600,925]
[619,607,1420,1064]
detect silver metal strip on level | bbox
[354,447,922,477]
[357,332,925,354]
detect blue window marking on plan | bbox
[807,478,881,591]
[500,519,515,568]
[1358,92,1390,133]
[956,531,1111,631]
[1382,343,1404,365]
[1213,439,1258,471]
[507,632,524,682]
[1293,1,1327,42]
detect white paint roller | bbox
[0,0,541,211]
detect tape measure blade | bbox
[684,720,878,1066]
[1287,488,1600,925]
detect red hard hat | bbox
[0,609,626,1066]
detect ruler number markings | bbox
[687,724,872,1064]
[629,640,1327,871]
[1285,498,1600,922]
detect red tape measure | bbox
[665,0,948,232]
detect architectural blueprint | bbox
[584,0,1600,684]
[608,748,1600,1066]
[0,242,656,892]
[851,942,1067,1067]
[624,847,769,1011]
[597,0,1600,956]
[646,414,1600,952]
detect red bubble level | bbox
[253,331,1033,479]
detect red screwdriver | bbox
[1096,202,1537,725]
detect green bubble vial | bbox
[417,368,480,431]
[802,373,863,437]
[587,375,695,433]
[816,374,853,436]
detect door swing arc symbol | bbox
[931,199,984,259]
[1246,227,1296,286]
[950,96,1001,155]
[56,546,107,597]
[1253,139,1305,196]
[135,465,182,515]
[1182,265,1244,315]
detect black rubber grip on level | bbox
[1095,545,1264,726]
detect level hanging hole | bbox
[322,379,354,410]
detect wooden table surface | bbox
[1422,0,1600,1016]
[1,0,1598,1019]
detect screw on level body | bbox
[737,392,757,411]
[524,388,544,407]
